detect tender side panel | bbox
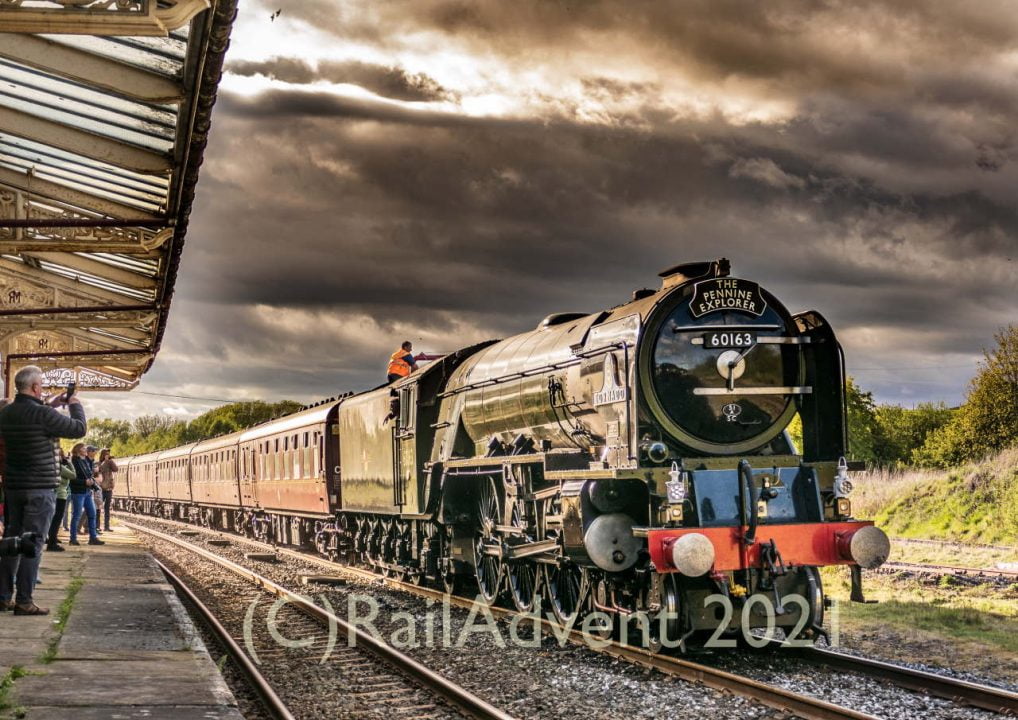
[338,386,398,513]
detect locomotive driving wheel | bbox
[391,521,412,582]
[473,475,504,605]
[645,574,682,653]
[544,559,587,627]
[506,497,539,613]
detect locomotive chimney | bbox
[658,258,731,289]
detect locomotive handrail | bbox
[690,336,812,345]
[674,323,783,332]
[693,385,812,396]
[739,459,758,546]
[571,340,628,359]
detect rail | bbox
[121,515,882,720]
[124,520,517,720]
[155,559,297,720]
[122,513,1018,717]
[878,561,1018,580]
[797,647,1018,715]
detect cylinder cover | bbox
[583,513,641,572]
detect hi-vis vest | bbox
[387,349,412,378]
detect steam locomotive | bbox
[117,259,889,648]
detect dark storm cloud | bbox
[188,87,1015,332]
[226,57,452,102]
[284,1,1018,90]
[137,0,1018,415]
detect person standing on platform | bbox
[96,449,117,532]
[386,341,419,383]
[69,443,102,548]
[0,366,87,615]
[46,449,74,552]
[84,445,102,534]
[0,398,8,533]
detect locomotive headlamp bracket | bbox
[833,457,853,498]
[665,461,687,505]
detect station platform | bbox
[0,525,244,720]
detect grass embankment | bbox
[853,447,1018,545]
[821,565,1018,656]
[819,449,1018,675]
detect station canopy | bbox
[0,0,236,392]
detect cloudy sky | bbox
[90,0,1017,421]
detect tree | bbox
[101,400,304,456]
[132,415,177,438]
[873,402,954,467]
[914,325,1018,467]
[845,377,883,464]
[85,418,132,451]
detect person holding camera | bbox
[96,448,117,533]
[0,366,86,615]
[69,443,102,547]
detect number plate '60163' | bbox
[701,331,756,348]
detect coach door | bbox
[393,384,417,513]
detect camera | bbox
[0,533,40,559]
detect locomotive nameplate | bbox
[689,278,767,318]
[593,353,628,406]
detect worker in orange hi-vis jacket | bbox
[386,341,419,383]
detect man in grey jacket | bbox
[0,365,86,615]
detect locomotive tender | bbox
[118,259,890,647]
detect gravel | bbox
[151,535,465,719]
[127,514,1007,720]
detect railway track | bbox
[120,513,1018,719]
[316,551,1018,716]
[156,558,297,720]
[796,648,1018,715]
[129,520,516,720]
[891,537,1017,553]
[878,561,1018,581]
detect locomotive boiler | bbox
[118,259,889,649]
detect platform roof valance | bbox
[0,0,237,392]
